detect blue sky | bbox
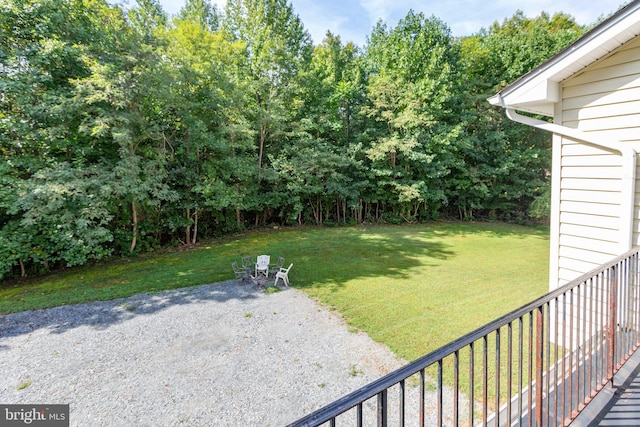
[157,0,628,46]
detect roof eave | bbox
[490,0,640,116]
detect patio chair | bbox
[255,254,270,277]
[273,263,293,287]
[241,255,255,271]
[232,261,249,283]
[269,256,285,275]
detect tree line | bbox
[0,0,588,279]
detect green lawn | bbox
[0,222,549,363]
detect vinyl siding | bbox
[553,36,640,289]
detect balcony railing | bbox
[287,248,640,427]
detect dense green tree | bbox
[0,0,126,275]
[71,0,179,253]
[363,11,462,221]
[176,0,221,31]
[455,11,584,221]
[12,163,114,268]
[223,0,313,176]
[164,7,255,238]
[0,0,595,280]
[282,32,367,224]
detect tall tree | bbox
[164,4,254,239]
[456,11,585,220]
[280,32,367,224]
[176,0,220,31]
[363,11,462,221]
[72,0,178,253]
[0,0,124,275]
[223,0,313,176]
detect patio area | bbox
[232,254,293,289]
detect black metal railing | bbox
[287,248,640,427]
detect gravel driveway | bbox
[1,280,415,426]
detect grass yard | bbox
[294,222,550,362]
[0,222,549,364]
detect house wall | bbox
[551,36,640,291]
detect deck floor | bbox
[571,347,640,426]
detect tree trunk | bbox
[309,200,319,224]
[192,209,198,244]
[130,200,138,253]
[258,127,266,172]
[185,208,192,245]
[342,200,347,224]
[257,90,267,184]
[19,259,25,277]
[343,111,350,144]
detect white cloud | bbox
[358,0,395,21]
[304,13,351,44]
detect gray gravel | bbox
[0,280,458,426]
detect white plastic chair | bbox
[255,255,270,277]
[274,263,293,287]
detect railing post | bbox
[608,265,618,386]
[535,305,544,426]
[377,389,387,427]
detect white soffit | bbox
[489,0,640,116]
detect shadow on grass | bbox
[0,280,262,342]
[282,225,458,290]
[274,223,548,308]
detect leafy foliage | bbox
[363,13,462,220]
[0,0,589,279]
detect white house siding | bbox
[552,36,640,291]
[635,162,640,245]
